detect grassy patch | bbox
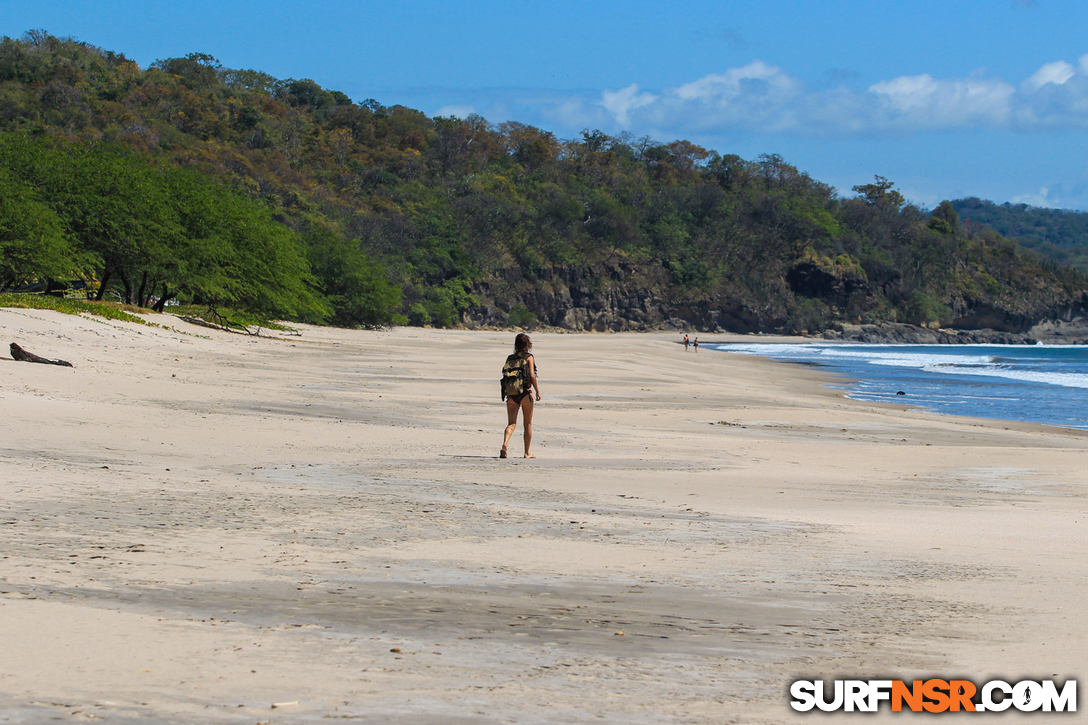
[0,294,151,324]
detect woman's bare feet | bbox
[524,453,536,458]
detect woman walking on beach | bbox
[500,333,541,458]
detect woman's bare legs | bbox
[520,396,535,458]
[502,398,520,456]
[501,396,536,458]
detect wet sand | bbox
[1,309,1085,723]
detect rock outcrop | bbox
[824,324,1039,345]
[466,263,1088,343]
[466,262,781,333]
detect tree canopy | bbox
[951,197,1088,274]
[0,29,1085,333]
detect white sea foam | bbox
[716,343,995,369]
[922,364,1088,389]
[710,342,1088,428]
[714,343,1088,389]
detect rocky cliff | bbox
[466,262,1088,344]
[466,262,777,333]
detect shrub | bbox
[0,293,149,324]
[506,304,537,328]
[902,291,953,327]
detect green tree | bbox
[0,135,177,302]
[852,175,905,216]
[0,168,77,287]
[303,225,402,327]
[151,53,222,90]
[928,200,960,235]
[183,178,327,320]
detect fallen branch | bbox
[176,315,224,331]
[176,315,260,335]
[10,343,74,367]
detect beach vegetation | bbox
[0,30,1085,334]
[790,298,831,335]
[902,291,954,327]
[506,304,537,328]
[0,293,149,324]
[0,167,80,285]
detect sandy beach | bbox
[1,308,1085,724]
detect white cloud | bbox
[1010,180,1088,210]
[673,61,798,102]
[1025,61,1075,90]
[868,74,1015,129]
[434,104,476,119]
[1010,187,1053,206]
[542,55,1088,138]
[600,84,657,126]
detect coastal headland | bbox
[1,309,1085,723]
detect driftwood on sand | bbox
[177,315,267,336]
[9,343,73,367]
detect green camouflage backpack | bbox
[501,353,531,400]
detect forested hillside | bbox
[952,198,1088,274]
[2,30,1087,334]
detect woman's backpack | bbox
[500,353,530,400]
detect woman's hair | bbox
[514,333,532,353]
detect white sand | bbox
[1,309,1085,723]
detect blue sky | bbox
[5,0,1088,209]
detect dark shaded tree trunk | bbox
[45,278,65,297]
[95,268,111,301]
[152,283,176,312]
[137,271,148,307]
[119,270,133,305]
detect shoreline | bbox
[1,311,1085,723]
[710,337,1088,434]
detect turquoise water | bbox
[708,343,1088,430]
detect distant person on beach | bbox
[684,334,690,350]
[500,333,541,459]
[693,337,699,352]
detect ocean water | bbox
[708,342,1088,430]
